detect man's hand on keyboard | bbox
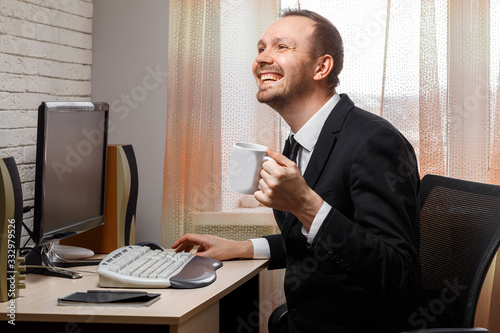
[172,233,254,261]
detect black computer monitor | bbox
[32,101,108,278]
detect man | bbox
[173,9,421,332]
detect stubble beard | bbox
[256,76,309,111]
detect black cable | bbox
[21,205,35,248]
[23,205,34,213]
[22,231,33,249]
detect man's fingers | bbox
[254,177,273,207]
[172,241,194,252]
[173,233,192,245]
[266,148,295,167]
[172,233,202,250]
[266,148,285,165]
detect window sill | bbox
[192,209,275,226]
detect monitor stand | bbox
[25,243,102,279]
[51,244,96,261]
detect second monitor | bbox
[61,144,139,253]
[32,101,109,278]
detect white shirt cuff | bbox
[301,201,332,244]
[249,238,271,259]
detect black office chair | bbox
[268,175,500,333]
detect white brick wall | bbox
[0,0,93,243]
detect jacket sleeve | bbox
[262,234,287,270]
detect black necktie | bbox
[288,135,300,164]
[283,135,300,220]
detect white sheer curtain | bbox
[282,0,500,185]
[163,1,284,331]
[163,0,500,330]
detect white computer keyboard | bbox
[97,245,222,289]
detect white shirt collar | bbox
[291,93,340,151]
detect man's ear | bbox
[313,55,334,81]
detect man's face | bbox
[252,16,317,109]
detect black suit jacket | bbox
[264,94,422,332]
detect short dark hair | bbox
[282,9,344,90]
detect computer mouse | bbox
[135,241,166,251]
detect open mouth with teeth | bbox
[260,73,283,85]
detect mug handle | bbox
[263,156,276,163]
[259,156,276,192]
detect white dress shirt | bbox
[251,93,341,259]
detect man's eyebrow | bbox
[275,37,294,45]
[257,37,296,47]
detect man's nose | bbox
[255,50,272,65]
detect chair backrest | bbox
[418,174,500,328]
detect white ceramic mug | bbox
[228,143,274,194]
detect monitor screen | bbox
[34,102,109,245]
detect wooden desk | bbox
[1,259,268,333]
